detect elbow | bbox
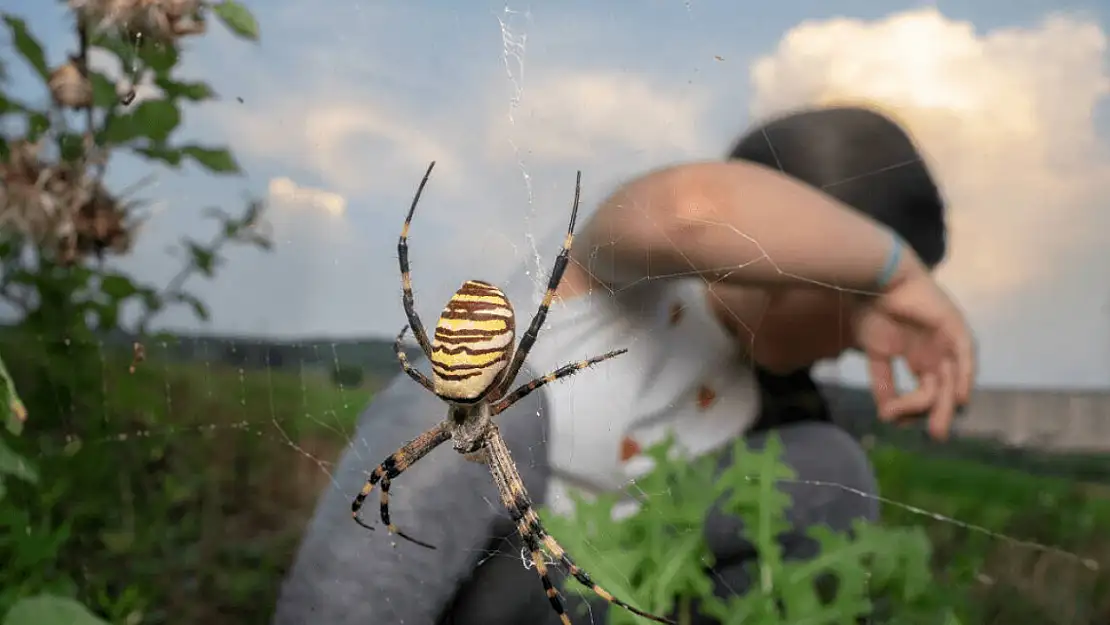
[615,163,724,258]
[599,163,708,254]
[576,161,727,283]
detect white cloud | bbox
[749,8,1110,386]
[747,8,1110,309]
[487,70,712,164]
[216,99,463,198]
[268,177,347,217]
[261,176,350,251]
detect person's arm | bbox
[271,360,551,625]
[575,160,925,292]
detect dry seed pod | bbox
[70,0,205,43]
[48,60,93,109]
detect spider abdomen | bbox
[430,280,516,402]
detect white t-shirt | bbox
[503,250,761,517]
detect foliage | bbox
[0,353,35,505]
[870,445,1110,624]
[1,326,1107,625]
[0,1,270,623]
[0,3,1107,624]
[330,363,365,389]
[541,435,959,625]
[2,595,109,625]
[0,345,372,625]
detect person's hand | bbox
[851,266,976,441]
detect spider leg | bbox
[499,171,582,389]
[536,528,674,624]
[398,161,438,360]
[351,423,450,550]
[491,348,628,416]
[394,325,434,393]
[484,427,675,625]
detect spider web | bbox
[7,3,1110,625]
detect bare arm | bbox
[573,160,926,292]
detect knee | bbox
[704,422,878,559]
[772,421,880,531]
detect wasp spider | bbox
[351,162,674,625]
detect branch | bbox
[131,199,267,336]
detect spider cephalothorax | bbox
[349,162,674,625]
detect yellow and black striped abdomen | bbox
[430,280,516,402]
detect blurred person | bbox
[271,105,976,625]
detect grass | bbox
[2,350,372,625]
[4,351,1110,625]
[869,443,1110,624]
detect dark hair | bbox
[727,105,947,268]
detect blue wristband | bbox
[875,234,903,289]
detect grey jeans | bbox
[271,364,879,625]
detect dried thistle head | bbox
[0,139,140,265]
[72,184,138,259]
[0,140,53,239]
[70,0,206,44]
[48,58,93,109]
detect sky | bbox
[6,0,1110,389]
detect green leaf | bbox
[137,41,179,75]
[58,132,86,163]
[100,99,181,145]
[89,34,137,71]
[183,145,240,174]
[133,144,184,167]
[186,242,218,277]
[138,286,163,313]
[212,1,260,41]
[0,92,29,115]
[0,437,36,484]
[0,353,27,436]
[2,15,49,80]
[155,77,215,102]
[172,292,210,321]
[26,111,50,141]
[2,595,110,625]
[89,72,118,108]
[100,274,139,301]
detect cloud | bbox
[487,70,712,165]
[173,176,366,337]
[748,8,1110,386]
[746,8,1110,309]
[214,96,464,199]
[268,177,347,218]
[261,176,350,250]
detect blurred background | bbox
[1,1,1110,624]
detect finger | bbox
[881,372,937,422]
[927,359,957,441]
[951,324,976,405]
[868,357,898,410]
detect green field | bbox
[4,353,1109,625]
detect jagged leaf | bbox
[212,1,260,41]
[2,595,110,625]
[2,15,49,79]
[182,145,240,174]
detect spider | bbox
[351,161,675,625]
